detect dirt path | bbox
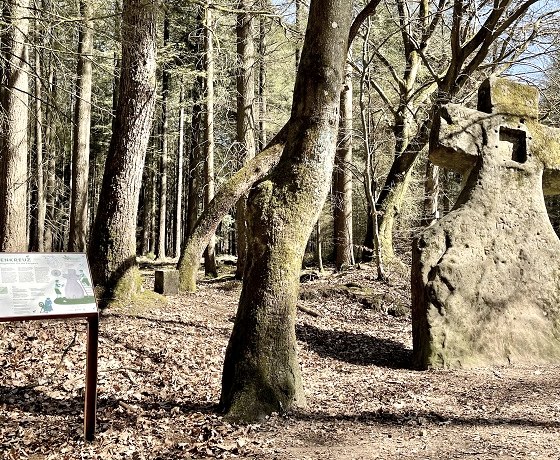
[1,264,559,459]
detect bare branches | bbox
[349,0,382,46]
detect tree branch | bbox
[349,0,382,46]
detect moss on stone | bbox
[106,266,166,310]
[481,77,538,119]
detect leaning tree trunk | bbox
[88,0,156,297]
[220,0,352,422]
[178,134,285,292]
[69,0,93,252]
[0,0,30,251]
[373,120,431,260]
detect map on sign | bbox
[0,253,97,318]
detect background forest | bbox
[1,0,560,285]
[3,0,560,454]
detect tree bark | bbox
[220,0,352,422]
[235,0,256,279]
[421,161,439,227]
[34,0,46,252]
[69,0,94,252]
[203,4,217,277]
[157,13,170,260]
[44,66,56,252]
[175,86,185,257]
[333,62,354,270]
[0,0,30,251]
[257,1,267,150]
[88,0,157,297]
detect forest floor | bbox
[1,259,560,460]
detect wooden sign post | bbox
[0,253,99,441]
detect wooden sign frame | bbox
[0,253,99,441]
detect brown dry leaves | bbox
[1,263,560,459]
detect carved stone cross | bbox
[412,77,560,369]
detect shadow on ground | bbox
[297,323,411,369]
[294,407,560,430]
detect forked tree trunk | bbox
[69,0,93,252]
[220,0,352,422]
[0,0,30,251]
[88,0,156,296]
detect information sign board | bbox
[0,253,97,319]
[0,252,98,441]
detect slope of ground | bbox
[1,262,559,459]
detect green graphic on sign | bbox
[0,253,97,318]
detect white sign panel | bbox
[0,253,97,318]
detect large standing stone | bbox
[412,77,560,369]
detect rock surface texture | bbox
[412,77,560,369]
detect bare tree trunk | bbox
[187,92,202,239]
[203,4,217,277]
[88,0,156,297]
[333,62,354,270]
[0,0,30,251]
[112,0,121,133]
[141,149,154,255]
[44,66,56,252]
[359,29,385,279]
[220,0,352,422]
[422,161,439,227]
[175,85,185,258]
[157,13,170,260]
[69,0,93,252]
[257,1,267,150]
[315,219,323,272]
[294,0,305,68]
[34,0,46,252]
[235,0,256,279]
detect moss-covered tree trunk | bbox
[220,0,352,422]
[178,137,285,292]
[88,0,156,297]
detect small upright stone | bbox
[154,270,180,295]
